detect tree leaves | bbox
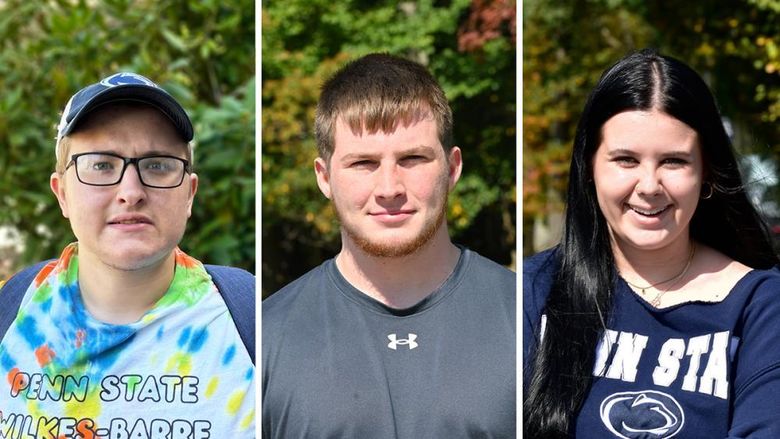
[262,0,517,295]
[0,0,254,276]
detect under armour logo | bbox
[387,333,418,350]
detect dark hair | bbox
[314,53,453,163]
[524,48,778,437]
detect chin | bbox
[100,247,174,271]
[621,236,677,252]
[350,224,442,258]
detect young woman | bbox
[524,49,780,438]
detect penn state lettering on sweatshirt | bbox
[524,248,780,438]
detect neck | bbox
[77,249,176,324]
[613,235,694,285]
[336,225,461,309]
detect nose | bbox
[116,163,147,205]
[375,163,405,199]
[635,165,662,196]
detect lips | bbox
[628,204,670,217]
[369,209,415,224]
[107,214,153,225]
[370,209,415,216]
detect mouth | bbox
[108,215,152,226]
[627,204,670,217]
[370,209,415,216]
[369,209,415,224]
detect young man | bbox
[262,54,516,438]
[0,73,255,437]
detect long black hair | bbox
[524,49,778,437]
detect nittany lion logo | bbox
[100,72,157,88]
[600,390,684,438]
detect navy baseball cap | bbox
[56,72,193,157]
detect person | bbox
[523,48,780,438]
[262,53,516,438]
[0,72,255,437]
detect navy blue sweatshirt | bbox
[524,248,780,438]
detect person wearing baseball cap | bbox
[0,73,255,435]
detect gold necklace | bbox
[622,244,696,307]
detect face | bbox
[592,110,703,253]
[315,117,462,258]
[50,104,198,271]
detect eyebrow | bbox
[397,145,437,156]
[85,149,180,157]
[339,145,437,163]
[605,148,693,157]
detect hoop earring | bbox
[701,182,714,200]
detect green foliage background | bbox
[523,0,780,255]
[0,0,255,276]
[262,0,517,297]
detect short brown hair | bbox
[315,53,453,163]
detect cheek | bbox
[155,193,193,222]
[64,194,104,239]
[593,169,631,205]
[331,174,374,205]
[406,166,448,197]
[664,173,702,203]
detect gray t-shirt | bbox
[262,248,516,438]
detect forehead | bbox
[332,116,441,156]
[599,110,699,151]
[66,103,187,155]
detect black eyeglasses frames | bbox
[65,152,191,189]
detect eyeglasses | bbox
[65,152,191,188]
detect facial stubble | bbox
[334,175,450,258]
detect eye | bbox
[92,161,115,171]
[350,160,376,169]
[612,156,638,167]
[661,157,688,168]
[144,160,169,171]
[400,155,428,165]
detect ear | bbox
[314,157,332,199]
[50,172,70,218]
[446,146,463,191]
[185,173,199,218]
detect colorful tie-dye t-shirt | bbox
[0,244,255,438]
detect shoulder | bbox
[1,260,56,294]
[204,264,256,293]
[462,249,516,288]
[522,247,559,305]
[263,262,329,306]
[737,266,780,312]
[456,249,516,320]
[523,247,559,277]
[262,261,331,332]
[727,267,780,394]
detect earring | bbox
[701,182,714,200]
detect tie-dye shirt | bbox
[0,243,255,438]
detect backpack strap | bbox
[205,265,256,364]
[0,260,52,341]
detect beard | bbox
[334,178,450,258]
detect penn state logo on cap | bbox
[600,390,684,438]
[99,72,159,88]
[55,72,193,158]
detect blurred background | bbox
[262,0,517,297]
[524,0,780,256]
[0,0,255,278]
